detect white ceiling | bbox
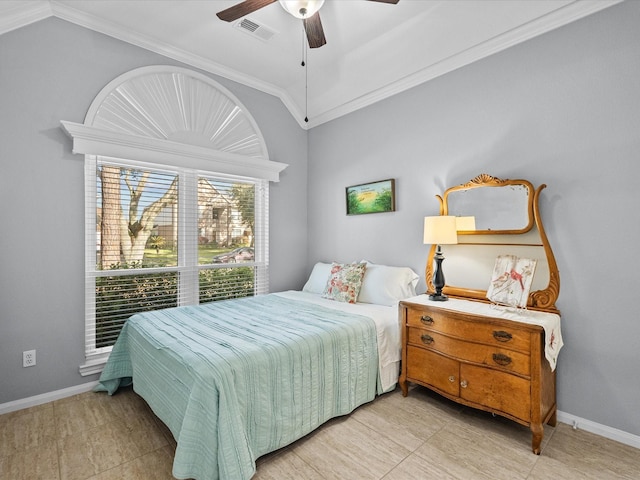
[1,0,621,128]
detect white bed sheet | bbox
[274,290,401,393]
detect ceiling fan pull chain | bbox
[302,23,309,123]
[301,21,306,67]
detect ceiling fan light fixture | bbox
[278,0,325,19]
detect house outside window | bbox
[62,66,286,375]
[89,157,268,351]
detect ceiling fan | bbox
[216,0,400,49]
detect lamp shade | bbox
[424,216,458,245]
[455,216,476,231]
[279,0,325,18]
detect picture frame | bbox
[346,179,396,215]
[486,254,537,308]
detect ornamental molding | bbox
[61,65,287,181]
[61,121,287,182]
[466,173,509,187]
[3,0,622,129]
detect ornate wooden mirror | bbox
[426,174,560,312]
[442,174,534,234]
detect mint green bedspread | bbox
[95,293,379,480]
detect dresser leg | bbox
[399,378,408,397]
[531,423,543,455]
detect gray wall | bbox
[307,1,640,437]
[2,2,639,441]
[0,18,308,403]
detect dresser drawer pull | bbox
[493,330,513,342]
[460,380,468,388]
[420,315,434,325]
[448,375,455,383]
[492,353,512,366]
[421,334,434,345]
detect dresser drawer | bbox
[399,298,558,456]
[405,346,459,396]
[407,327,531,376]
[406,307,531,352]
[460,363,531,421]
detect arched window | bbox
[62,66,287,374]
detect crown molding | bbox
[3,0,624,130]
[48,1,311,129]
[0,0,52,35]
[307,0,624,128]
[49,2,290,93]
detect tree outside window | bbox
[92,160,263,349]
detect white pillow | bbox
[357,261,419,306]
[302,262,333,294]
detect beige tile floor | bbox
[1,384,638,479]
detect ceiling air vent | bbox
[235,17,276,42]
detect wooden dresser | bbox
[399,298,558,454]
[406,174,562,455]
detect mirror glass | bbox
[443,176,534,234]
[427,174,560,311]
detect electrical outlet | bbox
[23,350,36,368]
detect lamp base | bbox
[428,293,448,302]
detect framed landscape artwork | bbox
[346,179,396,215]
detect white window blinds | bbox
[82,156,268,373]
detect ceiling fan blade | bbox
[367,0,400,4]
[304,12,326,49]
[216,0,278,22]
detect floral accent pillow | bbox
[321,262,367,303]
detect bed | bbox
[95,261,418,480]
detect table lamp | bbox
[455,215,476,232]
[424,215,458,301]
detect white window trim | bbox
[63,66,284,376]
[79,157,269,376]
[61,122,287,182]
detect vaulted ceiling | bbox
[1,0,621,128]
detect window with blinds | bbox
[85,157,269,362]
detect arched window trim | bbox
[62,65,287,182]
[60,121,287,182]
[60,66,281,375]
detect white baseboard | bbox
[557,410,640,449]
[1,386,639,451]
[0,381,99,415]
